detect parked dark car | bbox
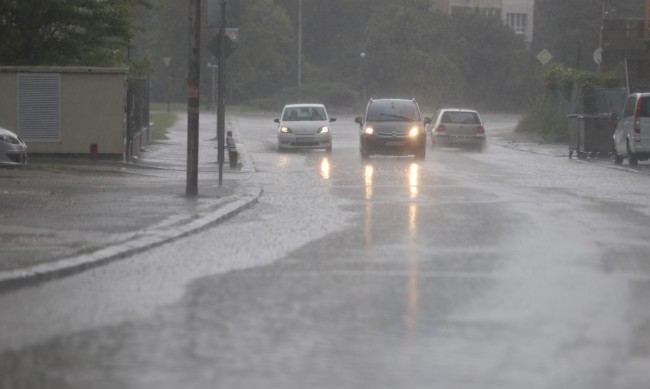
[355,98,430,160]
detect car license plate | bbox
[296,137,314,143]
[386,141,404,146]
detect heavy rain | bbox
[1,1,649,388]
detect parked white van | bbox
[613,92,650,166]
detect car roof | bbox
[438,108,480,113]
[283,103,326,108]
[370,98,417,103]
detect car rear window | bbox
[283,106,327,121]
[440,111,480,124]
[367,101,420,122]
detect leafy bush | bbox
[517,96,570,142]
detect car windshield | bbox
[366,101,420,122]
[282,106,327,121]
[440,111,481,124]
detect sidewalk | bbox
[0,112,261,289]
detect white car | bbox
[430,108,486,151]
[613,92,650,166]
[0,126,27,166]
[274,104,335,152]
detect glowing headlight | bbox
[364,126,375,135]
[408,126,421,138]
[318,126,330,133]
[280,126,292,133]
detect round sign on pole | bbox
[593,47,603,65]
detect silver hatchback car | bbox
[0,126,27,166]
[613,92,650,166]
[430,108,486,151]
[275,104,335,152]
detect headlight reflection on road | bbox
[364,164,374,246]
[409,163,419,199]
[364,164,374,200]
[277,155,289,169]
[406,203,419,335]
[320,157,331,180]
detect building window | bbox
[18,74,60,141]
[506,13,527,35]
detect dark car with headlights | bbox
[0,126,27,166]
[355,98,430,160]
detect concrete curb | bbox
[0,185,263,291]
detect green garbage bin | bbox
[567,114,617,159]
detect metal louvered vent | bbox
[18,74,60,141]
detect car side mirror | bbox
[274,118,280,123]
[354,117,363,125]
[423,117,432,125]
[330,117,337,123]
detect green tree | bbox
[228,0,295,101]
[0,0,151,66]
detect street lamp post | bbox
[297,0,302,102]
[360,52,367,105]
[163,57,171,112]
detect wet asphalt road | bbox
[1,114,650,388]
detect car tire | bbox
[613,143,623,165]
[627,141,639,167]
[361,146,370,160]
[325,145,332,153]
[415,146,426,160]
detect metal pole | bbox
[298,0,302,102]
[217,0,227,186]
[186,0,200,197]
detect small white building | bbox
[0,67,128,159]
[431,0,535,44]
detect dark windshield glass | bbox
[366,100,420,122]
[440,111,481,124]
[282,106,327,121]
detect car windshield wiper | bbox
[380,113,414,120]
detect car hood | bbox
[280,120,330,135]
[0,127,20,138]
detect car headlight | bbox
[0,135,20,145]
[408,126,421,138]
[280,126,292,133]
[364,126,374,135]
[318,126,330,133]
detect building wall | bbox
[501,0,534,43]
[0,67,128,159]
[431,0,534,43]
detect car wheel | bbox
[627,141,639,167]
[325,145,332,153]
[414,146,426,160]
[613,143,623,165]
[361,146,370,160]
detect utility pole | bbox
[297,0,302,102]
[217,0,227,186]
[186,0,201,196]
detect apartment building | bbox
[431,0,535,43]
